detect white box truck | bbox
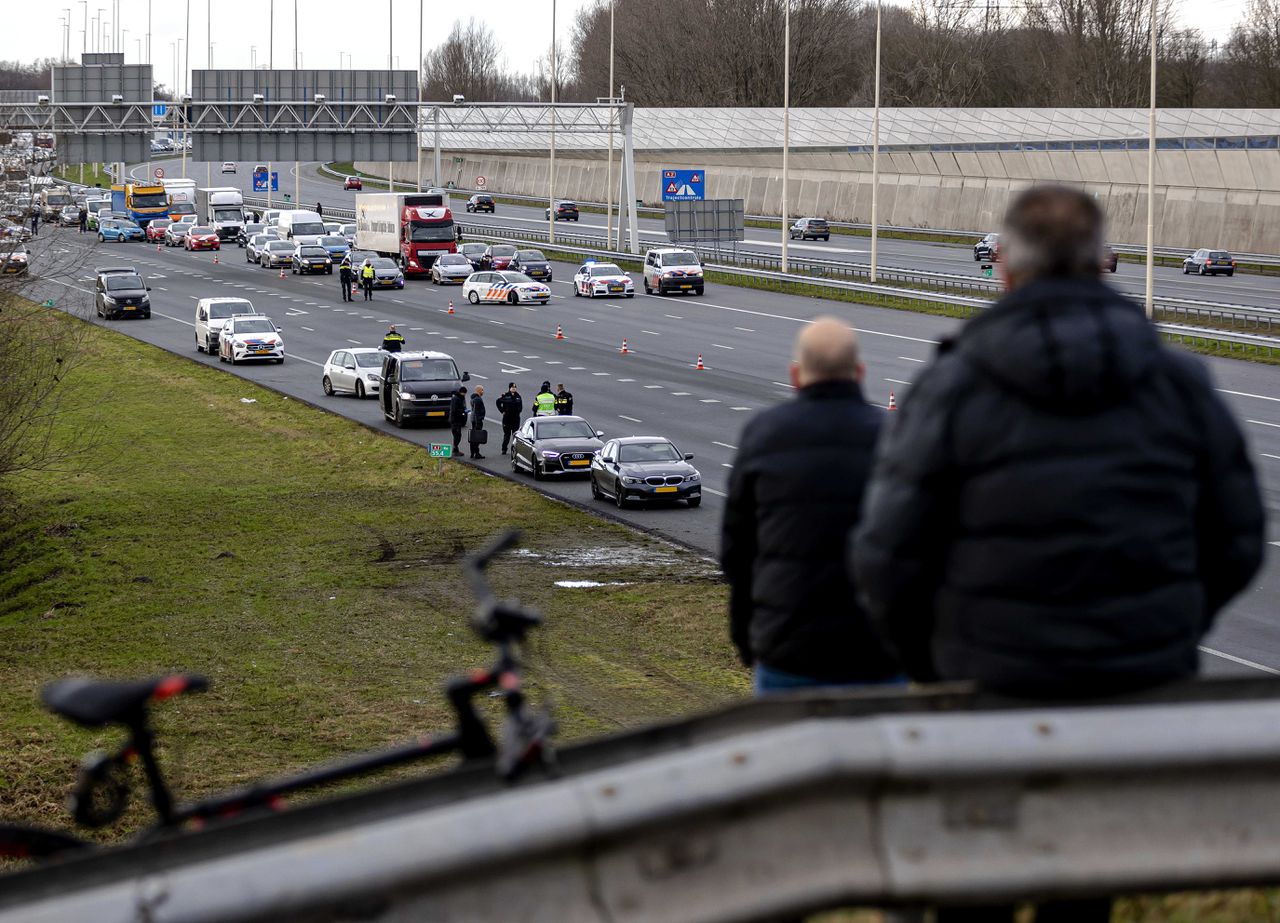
[196,186,246,240]
[354,191,456,277]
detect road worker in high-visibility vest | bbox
[533,381,557,416]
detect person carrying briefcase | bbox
[468,385,487,459]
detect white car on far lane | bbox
[322,347,383,399]
[217,314,284,364]
[573,261,635,298]
[462,270,551,305]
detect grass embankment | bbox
[0,310,741,840]
[53,164,112,188]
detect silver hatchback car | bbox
[322,347,383,399]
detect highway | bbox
[47,162,1280,679]
[131,159,1280,312]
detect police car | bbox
[572,261,634,298]
[462,270,551,305]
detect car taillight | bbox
[1206,260,1213,266]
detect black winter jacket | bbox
[852,277,1264,696]
[496,391,523,425]
[721,380,900,681]
[469,393,486,429]
[447,392,467,428]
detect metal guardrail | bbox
[456,222,1280,348]
[7,682,1280,921]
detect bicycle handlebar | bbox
[465,530,543,645]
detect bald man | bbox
[721,317,902,695]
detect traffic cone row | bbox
[887,391,897,411]
[555,324,564,340]
[447,300,455,315]
[619,338,629,355]
[695,354,705,370]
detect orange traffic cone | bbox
[155,242,161,252]
[695,354,705,370]
[212,252,219,265]
[887,391,898,411]
[620,338,630,355]
[447,300,455,315]
[555,324,564,340]
[279,266,286,279]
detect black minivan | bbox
[379,351,469,428]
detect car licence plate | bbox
[568,459,590,467]
[655,486,678,493]
[427,411,445,417]
[123,306,136,311]
[609,285,623,292]
[253,348,271,354]
[679,284,692,289]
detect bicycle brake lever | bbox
[70,749,131,828]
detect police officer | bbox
[338,256,353,302]
[360,259,375,301]
[382,325,406,352]
[554,383,574,415]
[533,381,556,417]
[77,207,87,234]
[448,386,468,457]
[29,211,38,237]
[495,382,523,456]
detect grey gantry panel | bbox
[81,53,124,66]
[50,64,153,163]
[187,70,419,162]
[665,199,746,242]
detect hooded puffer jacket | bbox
[852,277,1264,696]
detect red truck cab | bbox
[400,205,457,276]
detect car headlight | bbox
[623,476,644,485]
[541,451,560,458]
[686,473,700,482]
[399,391,415,400]
[102,296,116,304]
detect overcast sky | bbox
[2,0,1257,96]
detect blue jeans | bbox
[753,663,909,696]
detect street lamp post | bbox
[80,1,87,55]
[549,0,557,245]
[605,0,615,249]
[1145,0,1157,320]
[870,0,882,283]
[417,0,423,192]
[780,0,790,273]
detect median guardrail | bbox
[6,679,1280,921]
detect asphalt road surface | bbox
[44,165,1280,679]
[132,159,1280,312]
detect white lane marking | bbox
[490,320,506,325]
[773,381,793,389]
[465,340,478,344]
[885,378,912,385]
[617,378,635,382]
[154,311,193,326]
[672,391,690,396]
[721,463,734,468]
[703,487,727,497]
[664,314,683,319]
[1248,420,1280,429]
[642,329,661,335]
[644,385,663,389]
[444,335,459,340]
[1199,646,1280,675]
[409,327,423,331]
[300,326,315,332]
[710,343,733,350]
[482,345,497,349]
[546,360,564,365]
[569,366,586,370]
[346,339,361,344]
[700,399,721,404]
[1261,453,1280,461]
[619,415,643,423]
[499,362,532,374]
[899,356,927,363]
[577,317,596,323]
[734,327,755,332]
[471,373,489,380]
[1219,388,1280,403]
[503,349,518,354]
[524,355,540,359]
[713,441,738,450]
[592,372,610,376]
[156,286,168,291]
[731,406,751,411]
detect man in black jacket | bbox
[448,386,467,457]
[721,317,901,694]
[495,382,523,455]
[468,385,487,459]
[853,185,1263,704]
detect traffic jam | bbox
[65,172,707,512]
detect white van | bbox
[195,296,257,354]
[642,247,705,296]
[277,209,327,246]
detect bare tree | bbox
[1160,29,1213,106]
[422,19,528,102]
[1223,0,1280,106]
